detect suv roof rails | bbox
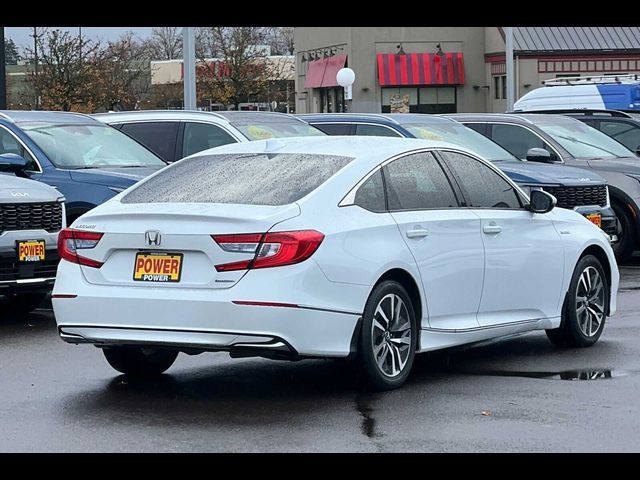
[508,108,633,118]
[543,74,640,86]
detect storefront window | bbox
[382,87,456,114]
[320,87,345,113]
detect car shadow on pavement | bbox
[57,331,614,429]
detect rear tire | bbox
[103,346,178,377]
[611,201,636,262]
[3,292,48,315]
[357,280,417,391]
[546,254,609,348]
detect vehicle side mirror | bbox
[635,145,640,157]
[0,153,28,175]
[526,148,554,163]
[527,189,556,214]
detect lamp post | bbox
[336,67,355,113]
[0,27,6,110]
[183,27,196,111]
[505,26,515,111]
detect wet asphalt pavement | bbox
[2,265,640,452]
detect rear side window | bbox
[441,151,522,209]
[355,124,402,137]
[120,122,179,162]
[122,153,354,206]
[354,170,386,212]
[312,123,353,135]
[383,152,459,210]
[182,122,237,157]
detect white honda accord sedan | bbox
[52,136,619,390]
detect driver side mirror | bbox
[635,145,640,157]
[0,153,28,176]
[527,189,556,214]
[526,148,554,163]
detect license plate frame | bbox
[133,251,183,283]
[16,239,46,263]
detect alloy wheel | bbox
[576,266,605,338]
[371,293,412,377]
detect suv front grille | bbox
[0,250,59,282]
[0,202,63,234]
[541,185,608,209]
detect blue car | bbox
[0,111,167,223]
[298,113,618,239]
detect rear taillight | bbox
[212,230,324,272]
[57,228,104,268]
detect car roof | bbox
[297,113,458,127]
[447,112,582,125]
[189,134,477,166]
[94,110,308,125]
[0,110,100,125]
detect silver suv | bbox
[93,110,325,163]
[1,154,65,315]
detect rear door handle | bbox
[406,228,429,239]
[483,224,502,235]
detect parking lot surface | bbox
[2,264,640,452]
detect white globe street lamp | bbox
[336,67,355,112]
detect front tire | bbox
[611,201,636,262]
[546,254,609,348]
[103,346,178,377]
[358,281,417,391]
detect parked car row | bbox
[0,106,631,390]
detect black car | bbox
[450,113,640,260]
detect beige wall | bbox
[295,27,488,113]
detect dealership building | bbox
[293,27,640,114]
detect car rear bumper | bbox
[53,261,366,358]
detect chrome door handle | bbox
[406,229,429,239]
[483,224,502,234]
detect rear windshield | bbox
[224,116,326,140]
[122,153,353,206]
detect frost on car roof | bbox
[121,152,354,206]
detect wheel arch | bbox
[374,268,423,349]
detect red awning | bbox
[320,54,347,87]
[304,58,328,88]
[377,52,465,86]
[304,54,348,88]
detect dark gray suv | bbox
[450,113,640,261]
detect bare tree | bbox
[143,27,182,60]
[196,27,281,109]
[265,27,294,55]
[23,28,100,111]
[92,32,151,111]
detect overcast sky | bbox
[5,27,155,48]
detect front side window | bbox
[598,120,640,153]
[0,127,38,170]
[383,152,459,211]
[441,151,522,209]
[354,170,386,212]
[21,123,166,169]
[122,153,354,206]
[490,124,554,160]
[183,122,237,157]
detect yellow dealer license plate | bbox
[17,240,45,262]
[585,213,602,228]
[133,252,183,283]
